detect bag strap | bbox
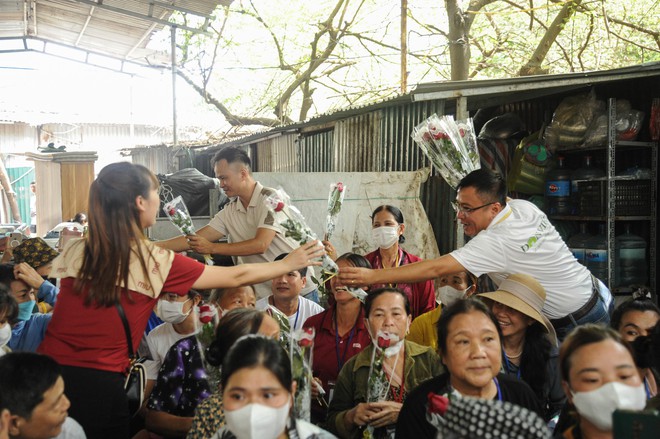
[115,303,135,359]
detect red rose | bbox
[422,131,432,141]
[336,182,344,192]
[459,128,466,137]
[298,338,313,348]
[168,208,176,216]
[275,201,285,212]
[427,392,450,415]
[377,336,391,349]
[198,304,215,324]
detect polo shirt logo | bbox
[520,218,550,252]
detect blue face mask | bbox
[17,300,36,321]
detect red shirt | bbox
[303,306,371,394]
[39,254,204,373]
[364,248,436,319]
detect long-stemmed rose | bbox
[324,182,346,241]
[265,189,338,277]
[290,327,315,422]
[163,196,214,265]
[194,303,220,389]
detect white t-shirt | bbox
[144,323,196,380]
[256,296,324,331]
[450,199,593,319]
[208,182,315,299]
[54,417,87,439]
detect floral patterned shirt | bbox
[186,389,225,439]
[147,336,212,417]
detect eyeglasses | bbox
[451,201,495,216]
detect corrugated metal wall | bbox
[254,134,299,172]
[299,130,334,172]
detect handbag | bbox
[115,303,147,417]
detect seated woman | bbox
[610,291,660,400]
[407,270,476,350]
[12,237,60,314]
[364,206,435,319]
[477,273,565,424]
[326,287,442,439]
[396,298,542,438]
[147,307,280,439]
[208,285,257,317]
[303,253,373,423]
[185,309,280,439]
[211,335,336,439]
[555,324,647,439]
[0,285,18,356]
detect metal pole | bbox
[400,0,407,94]
[171,25,178,164]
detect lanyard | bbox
[644,377,652,399]
[376,249,402,288]
[493,377,503,401]
[334,310,358,373]
[502,349,522,380]
[292,297,301,330]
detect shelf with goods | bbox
[545,98,657,294]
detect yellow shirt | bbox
[407,306,442,351]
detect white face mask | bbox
[371,226,399,249]
[0,323,11,348]
[156,298,192,324]
[225,401,290,439]
[436,285,469,307]
[571,381,646,431]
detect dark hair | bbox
[71,212,87,224]
[0,263,17,286]
[336,253,372,269]
[559,324,634,382]
[0,283,18,325]
[519,322,552,406]
[206,308,266,367]
[457,169,507,207]
[611,296,660,331]
[436,298,502,356]
[0,352,62,419]
[365,287,410,317]
[274,253,307,277]
[79,162,159,306]
[371,205,406,244]
[221,335,291,391]
[212,147,251,170]
[632,322,660,370]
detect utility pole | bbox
[400,0,407,94]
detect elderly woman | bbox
[364,206,435,319]
[304,253,373,424]
[395,298,542,438]
[326,288,442,439]
[478,273,565,424]
[610,292,660,400]
[555,324,646,439]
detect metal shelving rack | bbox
[606,98,657,293]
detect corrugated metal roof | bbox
[202,61,660,149]
[0,0,230,68]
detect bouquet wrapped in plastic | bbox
[412,114,480,189]
[264,189,338,277]
[324,182,346,241]
[194,303,221,389]
[163,196,214,265]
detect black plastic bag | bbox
[157,168,228,217]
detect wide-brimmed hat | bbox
[12,237,59,269]
[478,273,558,346]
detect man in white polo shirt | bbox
[339,169,613,341]
[256,253,324,330]
[157,147,317,301]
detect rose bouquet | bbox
[324,182,346,241]
[194,303,221,389]
[264,189,338,277]
[163,196,214,265]
[290,327,315,422]
[412,114,480,190]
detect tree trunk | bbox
[445,0,470,80]
[518,0,583,76]
[0,159,22,223]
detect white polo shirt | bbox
[256,296,324,331]
[450,199,593,319]
[208,182,315,299]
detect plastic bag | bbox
[545,90,602,151]
[157,168,224,217]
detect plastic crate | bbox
[577,180,652,216]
